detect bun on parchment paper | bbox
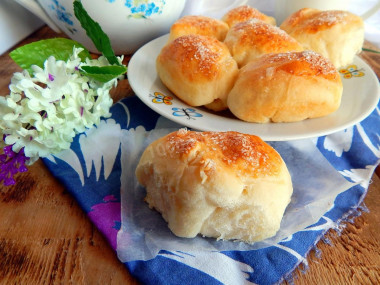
[156,34,239,111]
[222,5,276,28]
[224,19,304,68]
[168,15,229,42]
[227,51,343,123]
[280,8,364,68]
[135,130,293,243]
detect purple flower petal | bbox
[19,165,28,173]
[0,154,6,163]
[4,177,16,186]
[0,145,29,186]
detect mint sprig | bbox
[9,38,91,74]
[80,65,127,82]
[73,0,120,66]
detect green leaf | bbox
[9,38,91,74]
[73,0,120,65]
[80,65,127,82]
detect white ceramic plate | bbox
[128,34,380,141]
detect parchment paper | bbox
[116,126,355,262]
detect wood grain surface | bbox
[0,26,379,285]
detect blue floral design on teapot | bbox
[49,0,74,26]
[108,0,166,19]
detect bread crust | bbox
[227,51,343,123]
[222,5,276,27]
[169,15,229,42]
[224,19,304,67]
[136,130,293,242]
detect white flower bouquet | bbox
[0,0,127,185]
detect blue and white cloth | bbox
[43,94,379,285]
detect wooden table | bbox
[0,26,379,284]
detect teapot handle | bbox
[13,0,61,32]
[361,0,380,20]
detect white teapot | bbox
[14,0,252,54]
[13,0,187,54]
[14,0,248,55]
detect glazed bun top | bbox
[158,130,283,177]
[280,8,363,34]
[224,19,304,67]
[251,50,340,80]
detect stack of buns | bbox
[156,5,364,123]
[139,5,364,244]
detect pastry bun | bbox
[280,8,364,68]
[227,51,343,123]
[224,19,304,67]
[136,129,293,243]
[156,34,239,111]
[169,15,229,42]
[222,5,276,27]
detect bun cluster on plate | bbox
[156,5,364,123]
[136,130,293,243]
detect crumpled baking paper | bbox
[116,124,355,262]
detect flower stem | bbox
[362,47,380,54]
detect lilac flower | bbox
[0,144,28,186]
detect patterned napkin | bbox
[42,93,379,284]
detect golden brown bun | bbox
[227,51,343,123]
[280,8,364,68]
[169,15,229,42]
[136,130,293,242]
[224,19,304,67]
[222,5,276,27]
[156,34,239,111]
